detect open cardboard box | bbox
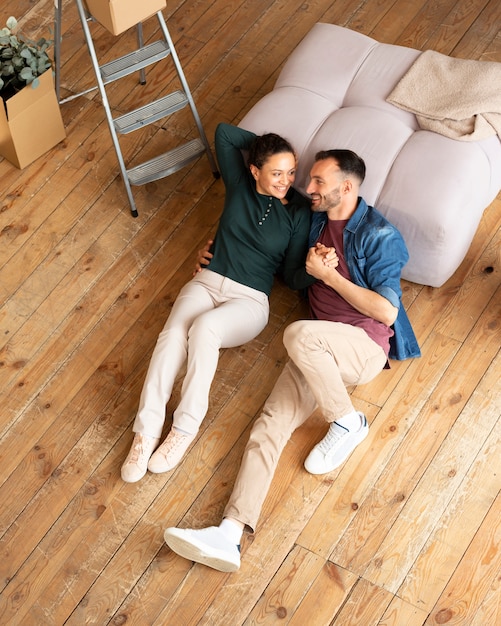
[0,70,66,169]
[84,0,167,35]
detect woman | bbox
[121,123,314,482]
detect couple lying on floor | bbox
[121,122,420,571]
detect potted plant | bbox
[0,16,53,103]
[0,16,65,169]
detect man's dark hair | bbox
[248,133,295,169]
[315,149,366,184]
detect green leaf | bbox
[0,16,54,96]
[1,62,15,76]
[12,56,25,70]
[6,17,17,31]
[1,47,14,60]
[19,66,34,81]
[20,47,33,60]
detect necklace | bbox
[258,197,272,226]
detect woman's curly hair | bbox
[248,133,295,169]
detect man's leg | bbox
[283,320,387,474]
[283,320,386,420]
[163,360,317,571]
[223,359,317,531]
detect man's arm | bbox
[193,239,214,276]
[306,245,398,326]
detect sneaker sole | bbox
[120,467,147,483]
[163,528,240,573]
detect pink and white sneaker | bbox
[147,429,196,473]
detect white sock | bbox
[219,518,243,545]
[335,410,361,431]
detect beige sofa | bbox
[240,23,501,287]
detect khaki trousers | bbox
[224,320,387,531]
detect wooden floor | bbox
[1,0,500,624]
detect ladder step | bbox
[127,138,206,185]
[100,40,170,83]
[114,90,189,134]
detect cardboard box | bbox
[0,70,66,169]
[84,0,167,36]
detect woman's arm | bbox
[215,123,257,188]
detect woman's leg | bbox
[133,272,221,438]
[173,277,269,435]
[147,273,269,474]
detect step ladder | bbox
[54,0,219,217]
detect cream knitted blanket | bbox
[387,50,501,141]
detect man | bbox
[163,149,420,572]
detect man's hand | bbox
[306,244,338,279]
[307,244,398,326]
[316,242,339,267]
[194,239,214,275]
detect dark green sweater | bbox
[208,123,313,296]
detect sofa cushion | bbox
[239,23,501,287]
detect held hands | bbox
[193,239,214,275]
[307,244,398,326]
[306,243,339,280]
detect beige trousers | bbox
[224,320,387,531]
[133,270,269,438]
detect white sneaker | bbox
[304,412,369,475]
[147,429,195,473]
[164,526,241,572]
[121,433,160,483]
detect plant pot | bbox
[0,69,66,169]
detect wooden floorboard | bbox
[1,0,500,624]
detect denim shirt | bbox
[309,197,421,361]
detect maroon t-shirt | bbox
[308,219,393,356]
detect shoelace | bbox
[316,422,349,454]
[128,441,144,464]
[158,432,188,457]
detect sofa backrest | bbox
[240,23,501,286]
